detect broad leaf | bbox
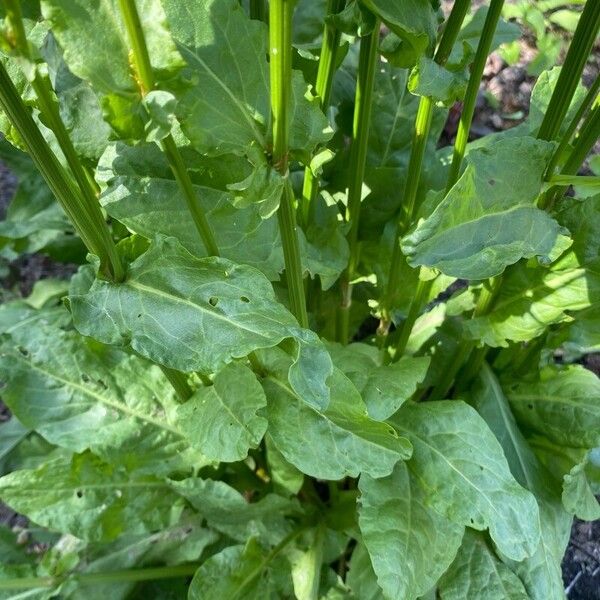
[0,419,30,467]
[163,0,331,162]
[69,236,332,410]
[169,476,297,544]
[362,0,436,67]
[265,435,304,496]
[0,452,185,542]
[358,462,464,600]
[346,541,385,600]
[0,324,203,475]
[0,141,73,257]
[327,342,429,420]
[505,365,600,448]
[447,7,521,68]
[438,530,529,600]
[59,516,217,600]
[175,362,267,462]
[562,454,600,521]
[41,0,184,138]
[189,539,284,600]
[466,195,600,346]
[391,401,541,561]
[469,364,571,600]
[408,57,467,107]
[97,142,284,279]
[402,137,560,279]
[261,348,411,480]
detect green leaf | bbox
[465,195,600,347]
[44,35,112,161]
[327,342,429,420]
[505,365,600,448]
[0,324,203,475]
[447,7,521,68]
[163,0,331,161]
[175,362,267,463]
[362,0,436,67]
[169,476,298,544]
[265,435,304,496]
[391,400,541,561]
[188,539,279,600]
[469,364,571,600]
[408,57,467,106]
[562,454,600,521]
[438,530,529,600]
[402,137,560,279]
[346,541,385,600]
[359,63,446,239]
[69,236,332,410]
[41,0,184,137]
[0,141,73,257]
[59,516,217,600]
[0,452,185,542]
[0,419,30,466]
[97,142,283,278]
[261,349,412,480]
[358,462,464,600]
[528,66,587,136]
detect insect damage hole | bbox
[209,296,219,307]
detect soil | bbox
[0,7,599,596]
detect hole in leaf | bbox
[137,313,142,318]
[488,178,496,186]
[240,296,250,303]
[209,296,219,307]
[81,374,91,383]
[17,347,29,357]
[528,403,533,410]
[76,490,83,498]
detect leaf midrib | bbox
[11,351,183,437]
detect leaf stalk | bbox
[300,0,346,227]
[270,0,309,328]
[445,0,505,191]
[337,21,379,343]
[537,0,600,142]
[117,0,219,256]
[377,0,472,349]
[0,563,200,590]
[0,61,124,281]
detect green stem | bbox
[337,21,379,343]
[446,0,505,191]
[278,181,309,327]
[249,0,268,22]
[4,0,103,201]
[0,564,199,590]
[380,95,433,336]
[0,61,124,281]
[270,0,309,328]
[537,0,600,142]
[160,136,220,256]
[300,0,345,227]
[390,277,432,361]
[117,0,219,256]
[429,277,500,401]
[378,0,471,345]
[542,99,600,210]
[545,74,599,177]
